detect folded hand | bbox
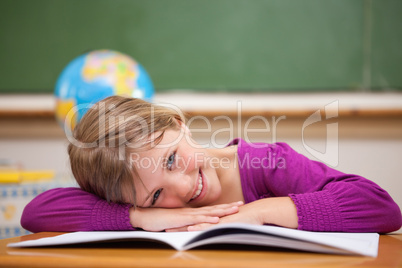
[130,201,243,232]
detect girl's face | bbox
[130,128,222,208]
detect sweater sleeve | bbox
[21,187,135,232]
[250,142,402,233]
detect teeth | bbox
[191,173,203,200]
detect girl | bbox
[22,96,401,233]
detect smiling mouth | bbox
[190,170,204,201]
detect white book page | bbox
[182,233,351,255]
[7,231,201,251]
[195,223,379,257]
[8,223,379,257]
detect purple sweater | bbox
[21,139,402,233]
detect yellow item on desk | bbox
[0,170,55,183]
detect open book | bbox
[8,223,379,257]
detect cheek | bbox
[179,151,196,171]
[178,148,205,172]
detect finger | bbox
[210,205,240,217]
[164,214,218,230]
[190,215,220,224]
[187,202,242,213]
[189,205,240,218]
[188,223,215,232]
[165,226,189,232]
[204,201,244,210]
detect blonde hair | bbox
[67,95,184,205]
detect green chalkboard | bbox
[0,0,401,93]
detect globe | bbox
[54,50,154,131]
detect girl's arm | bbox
[21,187,134,232]
[21,187,242,233]
[189,142,402,233]
[277,143,401,233]
[251,142,402,233]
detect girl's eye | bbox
[152,188,163,206]
[167,152,176,170]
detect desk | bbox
[0,233,401,268]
